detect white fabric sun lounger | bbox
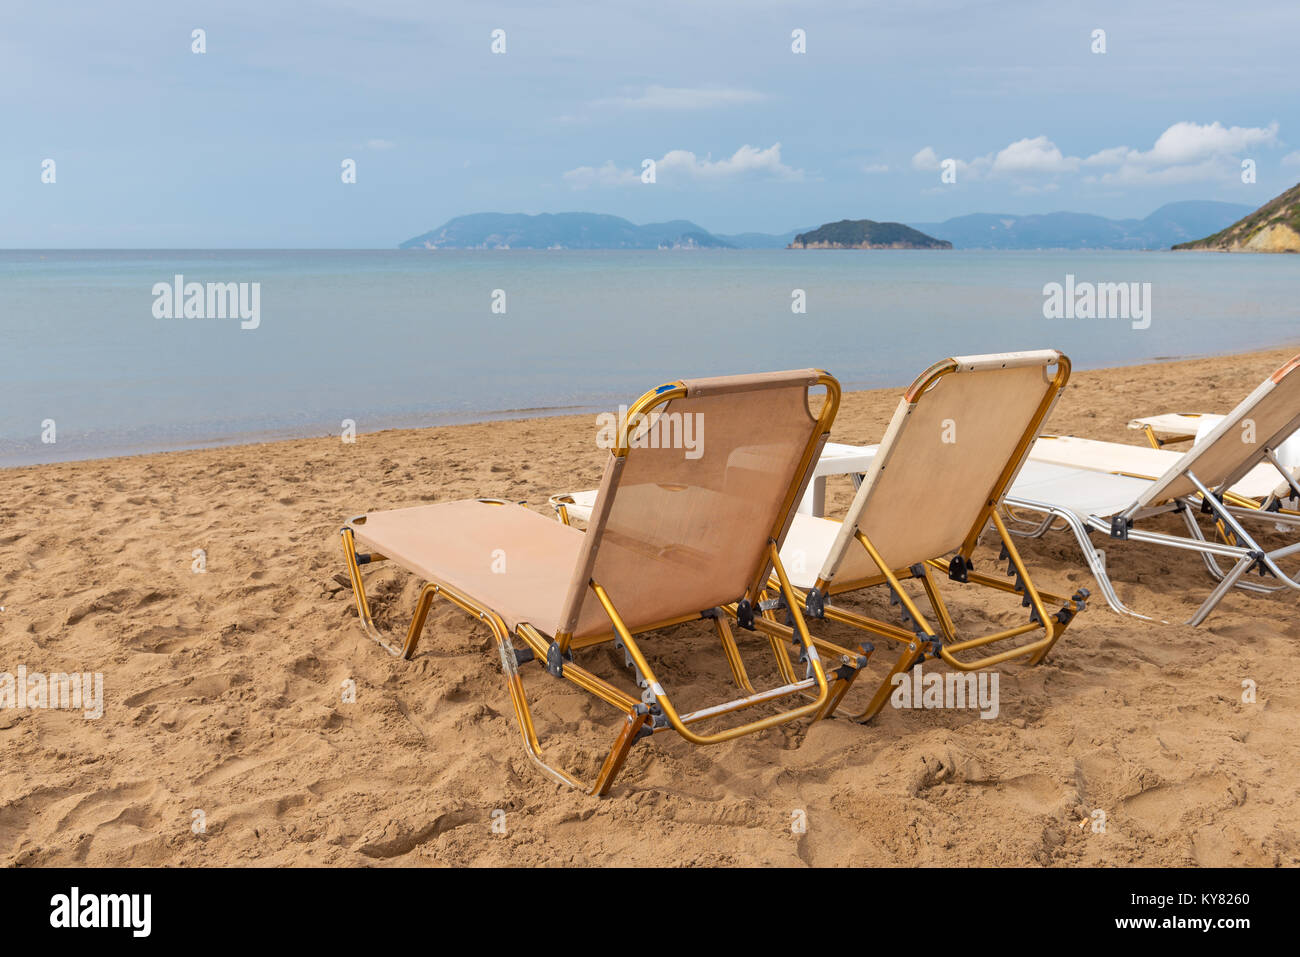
[1029,435,1297,505]
[1130,412,1300,469]
[1005,354,1300,625]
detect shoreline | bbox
[5,340,1297,473]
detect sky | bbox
[3,0,1299,247]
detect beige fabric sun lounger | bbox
[1004,354,1300,625]
[341,369,863,796]
[554,350,1088,724]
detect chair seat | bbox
[351,500,610,638]
[1030,435,1286,501]
[1009,460,1155,519]
[779,513,847,590]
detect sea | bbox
[1,249,1296,466]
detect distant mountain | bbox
[909,201,1253,250]
[401,201,1259,251]
[399,212,735,249]
[788,219,950,250]
[1173,185,1300,253]
[714,229,806,249]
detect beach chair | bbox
[1003,354,1300,625]
[340,370,862,795]
[556,351,1087,723]
[1028,434,1298,510]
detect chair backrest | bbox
[819,351,1069,588]
[556,370,837,640]
[1134,354,1300,508]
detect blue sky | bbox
[4,0,1298,247]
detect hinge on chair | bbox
[545,641,571,678]
[633,702,667,737]
[804,588,826,619]
[948,555,973,583]
[700,607,720,619]
[513,646,535,666]
[1109,516,1131,540]
[1199,492,1224,515]
[1265,497,1282,513]
[354,552,372,565]
[1248,550,1272,578]
[758,596,786,614]
[736,599,756,631]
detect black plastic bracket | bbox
[948,555,972,583]
[805,588,826,619]
[513,645,535,666]
[1110,516,1131,540]
[545,641,570,678]
[736,599,755,631]
[1248,550,1272,578]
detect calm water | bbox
[1,249,1296,466]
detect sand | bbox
[2,346,1299,867]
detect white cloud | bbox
[563,143,803,188]
[1135,120,1277,166]
[913,121,1281,186]
[592,85,766,111]
[1282,150,1300,167]
[365,139,396,150]
[562,160,640,189]
[991,136,1079,175]
[911,146,987,179]
[910,147,941,171]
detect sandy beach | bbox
[2,345,1298,868]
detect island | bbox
[787,219,951,249]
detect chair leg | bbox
[590,710,651,797]
[340,528,406,656]
[713,613,756,694]
[849,642,923,723]
[1187,553,1255,627]
[1051,507,1152,620]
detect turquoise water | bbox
[1,249,1296,466]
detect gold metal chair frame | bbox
[340,374,863,796]
[783,356,1086,722]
